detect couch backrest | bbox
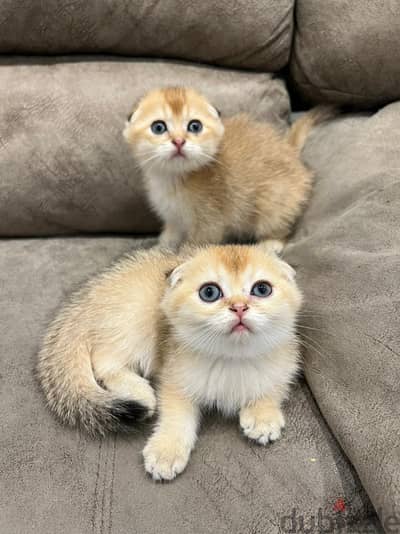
[0,58,289,237]
[290,0,400,109]
[0,0,294,72]
[2,1,400,237]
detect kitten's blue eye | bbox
[250,281,272,298]
[187,120,203,134]
[151,121,167,134]
[199,283,222,302]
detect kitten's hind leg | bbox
[98,368,157,421]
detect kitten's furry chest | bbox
[145,173,192,227]
[176,352,298,415]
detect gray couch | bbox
[1,2,399,533]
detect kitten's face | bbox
[162,244,302,359]
[123,87,224,176]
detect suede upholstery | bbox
[290,0,400,108]
[287,103,400,531]
[0,58,288,236]
[0,2,399,533]
[0,237,380,534]
[0,1,294,71]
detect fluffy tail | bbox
[286,106,336,152]
[37,316,149,436]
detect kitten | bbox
[123,86,331,249]
[37,241,302,481]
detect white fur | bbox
[143,398,200,481]
[240,405,285,444]
[175,344,298,415]
[144,170,192,231]
[172,311,296,360]
[143,410,199,480]
[163,251,301,416]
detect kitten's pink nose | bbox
[172,138,186,150]
[229,303,249,318]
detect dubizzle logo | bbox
[280,499,400,533]
[280,499,347,533]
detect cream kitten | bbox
[37,241,302,480]
[123,86,331,249]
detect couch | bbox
[1,2,399,533]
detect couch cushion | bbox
[0,57,289,237]
[286,102,400,529]
[0,236,380,534]
[290,0,400,108]
[0,1,294,71]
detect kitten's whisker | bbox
[296,311,325,318]
[296,324,325,333]
[140,154,162,168]
[298,339,327,361]
[298,331,325,352]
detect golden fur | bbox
[37,242,302,480]
[123,87,331,249]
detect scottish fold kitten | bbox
[37,241,301,480]
[123,86,331,249]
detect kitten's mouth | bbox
[231,321,251,334]
[171,149,186,159]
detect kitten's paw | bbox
[143,435,191,481]
[240,405,285,445]
[106,374,156,419]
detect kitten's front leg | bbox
[239,395,285,445]
[143,382,199,481]
[186,222,225,246]
[158,223,185,251]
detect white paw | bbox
[240,407,285,445]
[143,435,191,481]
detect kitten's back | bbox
[37,248,179,435]
[170,113,313,243]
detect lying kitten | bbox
[123,86,330,249]
[37,241,302,480]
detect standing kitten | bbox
[37,241,302,481]
[123,86,330,249]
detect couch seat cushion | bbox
[287,102,400,530]
[0,236,379,533]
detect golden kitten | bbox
[37,241,302,480]
[123,86,330,249]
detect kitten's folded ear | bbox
[165,246,199,288]
[123,100,140,141]
[126,102,139,124]
[125,96,143,124]
[258,240,296,281]
[207,104,221,119]
[278,260,296,281]
[165,263,185,288]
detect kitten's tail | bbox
[37,315,149,436]
[286,106,336,152]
